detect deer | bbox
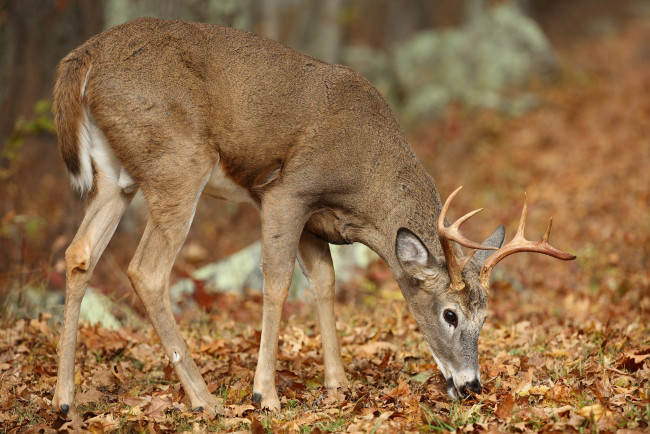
[51,18,576,416]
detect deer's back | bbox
[60,18,410,213]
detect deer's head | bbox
[395,187,575,399]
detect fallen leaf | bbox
[358,341,397,356]
[221,417,252,429]
[529,385,550,396]
[410,371,433,384]
[495,393,515,419]
[92,368,118,387]
[617,349,650,372]
[576,404,605,421]
[143,395,173,422]
[228,403,254,417]
[76,388,105,405]
[251,417,266,434]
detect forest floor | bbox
[1,14,650,434]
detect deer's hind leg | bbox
[125,160,224,417]
[53,171,134,415]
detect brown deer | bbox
[51,18,575,416]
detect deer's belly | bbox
[203,160,256,206]
[304,208,352,245]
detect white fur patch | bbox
[428,345,450,379]
[118,167,136,193]
[70,107,137,195]
[204,159,254,205]
[428,343,480,397]
[80,65,92,99]
[70,110,94,195]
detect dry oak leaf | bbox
[57,410,85,433]
[494,393,515,420]
[120,395,143,407]
[21,424,57,434]
[528,384,550,396]
[84,413,120,431]
[282,411,335,431]
[228,403,255,417]
[617,348,650,372]
[220,417,252,429]
[75,388,104,406]
[358,341,397,356]
[143,394,174,422]
[546,405,573,418]
[91,367,118,387]
[576,403,605,421]
[250,416,267,434]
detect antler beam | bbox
[438,186,498,291]
[479,194,576,288]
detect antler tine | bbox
[453,208,484,230]
[542,217,552,244]
[438,186,499,291]
[438,186,463,229]
[514,193,528,241]
[459,249,478,271]
[479,195,576,288]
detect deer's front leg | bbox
[297,231,348,389]
[252,193,307,411]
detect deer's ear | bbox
[471,224,506,267]
[396,228,435,279]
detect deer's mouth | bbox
[446,377,460,399]
[446,376,481,400]
[428,347,463,399]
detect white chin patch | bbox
[447,383,458,399]
[427,344,450,378]
[427,343,478,399]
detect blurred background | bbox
[1,0,648,326]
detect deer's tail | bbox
[53,46,94,196]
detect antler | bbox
[479,194,576,288]
[438,186,498,291]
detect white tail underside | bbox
[70,107,137,196]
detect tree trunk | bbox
[0,0,104,142]
[316,0,342,64]
[260,0,280,41]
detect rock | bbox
[343,4,555,123]
[394,4,555,121]
[169,242,378,303]
[2,285,142,330]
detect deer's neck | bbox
[354,159,443,277]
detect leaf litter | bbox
[1,15,650,434]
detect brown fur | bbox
[52,18,513,415]
[53,47,91,176]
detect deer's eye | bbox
[443,309,458,327]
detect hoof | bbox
[252,391,280,411]
[60,404,70,414]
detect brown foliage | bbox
[1,11,649,434]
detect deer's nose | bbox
[460,378,482,397]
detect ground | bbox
[0,13,649,434]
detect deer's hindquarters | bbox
[54,50,139,198]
